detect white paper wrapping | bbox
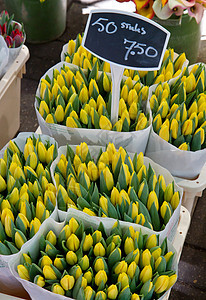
[51,144,183,242]
[145,128,206,179]
[0,36,9,79]
[8,212,178,300]
[35,61,152,154]
[0,132,59,290]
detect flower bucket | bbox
[4,0,67,43]
[153,14,201,65]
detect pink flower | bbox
[188,2,205,23]
[153,0,196,19]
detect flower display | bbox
[0,135,58,255]
[0,10,25,48]
[17,216,177,299]
[37,62,150,132]
[62,33,187,86]
[150,63,206,151]
[54,142,181,231]
[116,0,206,23]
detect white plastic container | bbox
[0,45,29,149]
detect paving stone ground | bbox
[0,0,206,299]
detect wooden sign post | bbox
[82,9,170,124]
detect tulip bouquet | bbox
[61,33,188,87]
[116,0,206,24]
[15,215,177,299]
[0,134,58,255]
[36,62,149,132]
[150,63,206,151]
[146,63,206,178]
[0,10,25,48]
[52,142,182,236]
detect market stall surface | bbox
[0,0,206,299]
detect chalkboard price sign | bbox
[82,9,170,70]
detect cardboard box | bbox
[0,45,30,149]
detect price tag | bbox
[82,9,170,123]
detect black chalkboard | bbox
[82,9,170,70]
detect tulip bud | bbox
[170,119,179,140]
[99,195,108,215]
[40,255,53,268]
[37,141,47,164]
[39,101,50,117]
[121,109,130,126]
[95,270,107,286]
[119,190,130,206]
[65,250,77,265]
[141,249,152,268]
[114,261,128,274]
[102,166,114,191]
[127,261,137,280]
[160,201,172,223]
[167,274,177,290]
[52,284,65,295]
[131,294,140,300]
[103,72,111,92]
[34,275,45,288]
[15,230,27,249]
[76,142,89,162]
[68,217,79,234]
[66,116,79,128]
[30,217,41,235]
[99,115,112,131]
[154,275,169,294]
[87,161,99,181]
[17,265,30,281]
[42,265,57,280]
[66,233,80,251]
[0,158,6,178]
[94,242,106,257]
[36,200,46,221]
[4,215,13,238]
[170,191,180,210]
[79,255,90,271]
[164,182,174,202]
[139,265,153,283]
[84,286,95,300]
[110,187,119,206]
[174,53,186,71]
[147,191,159,211]
[121,84,129,101]
[84,270,93,284]
[118,272,129,289]
[107,284,118,299]
[159,123,169,142]
[46,230,57,246]
[94,257,106,272]
[1,207,14,225]
[0,175,7,192]
[182,119,193,136]
[92,230,102,245]
[124,237,135,255]
[146,234,158,249]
